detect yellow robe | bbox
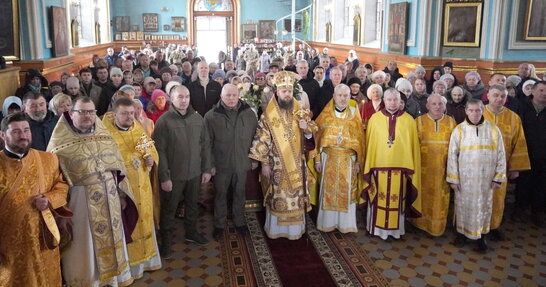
[249,97,317,226]
[103,114,160,269]
[483,106,530,229]
[410,114,456,236]
[363,110,422,234]
[0,149,69,287]
[308,99,366,210]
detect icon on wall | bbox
[51,6,69,57]
[143,13,159,32]
[171,17,185,32]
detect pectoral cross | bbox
[283,130,294,140]
[387,136,394,148]
[132,154,141,169]
[337,131,344,144]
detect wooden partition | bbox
[12,40,188,84]
[10,40,545,90]
[0,66,20,104]
[308,41,546,83]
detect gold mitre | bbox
[273,71,295,88]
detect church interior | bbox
[1,0,545,286]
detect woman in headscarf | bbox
[426,66,444,94]
[445,86,472,124]
[462,71,486,100]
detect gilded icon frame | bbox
[443,2,483,47]
[524,0,546,40]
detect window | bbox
[68,0,110,47]
[314,0,382,47]
[194,0,233,12]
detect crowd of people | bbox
[0,41,545,286]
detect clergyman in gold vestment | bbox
[409,94,456,236]
[308,84,365,233]
[0,113,70,287]
[103,98,162,280]
[47,97,139,287]
[249,71,317,240]
[483,85,530,239]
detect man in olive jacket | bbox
[153,85,212,257]
[204,84,258,240]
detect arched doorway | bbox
[189,0,239,63]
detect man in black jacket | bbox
[204,84,258,240]
[188,61,222,116]
[383,60,403,84]
[22,92,58,151]
[514,81,546,227]
[297,60,320,116]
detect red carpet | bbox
[259,214,338,287]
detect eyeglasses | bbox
[72,109,97,115]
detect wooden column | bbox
[0,66,21,105]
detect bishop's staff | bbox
[294,107,317,239]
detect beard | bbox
[278,98,294,110]
[7,138,31,155]
[28,111,46,122]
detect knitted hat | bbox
[212,69,226,80]
[465,71,481,81]
[110,67,123,78]
[347,77,361,87]
[160,67,172,76]
[151,89,167,102]
[119,84,135,94]
[226,70,238,81]
[165,81,181,95]
[506,75,522,87]
[440,74,454,81]
[443,61,454,69]
[143,77,156,85]
[50,81,63,87]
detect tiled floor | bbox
[131,185,545,286]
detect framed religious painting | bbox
[163,25,171,31]
[131,25,139,32]
[524,0,546,40]
[443,2,483,47]
[51,6,69,57]
[388,2,408,54]
[129,32,137,41]
[171,17,185,32]
[137,31,144,41]
[122,32,129,41]
[143,13,159,32]
[0,0,20,60]
[259,20,275,40]
[114,33,122,41]
[242,23,257,41]
[114,16,130,32]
